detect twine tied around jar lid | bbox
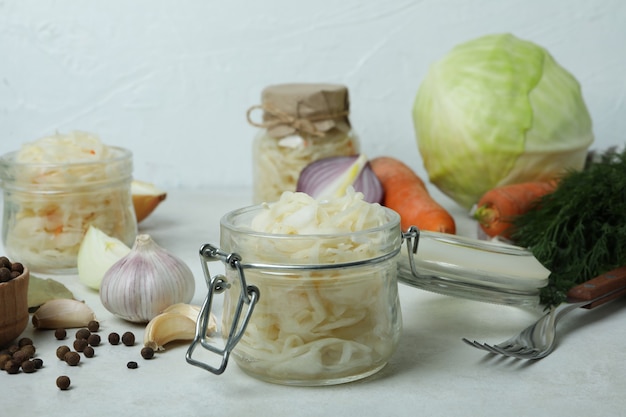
[246,83,352,139]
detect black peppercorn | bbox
[55,328,67,340]
[122,331,135,346]
[127,361,138,369]
[87,320,100,332]
[108,332,120,345]
[56,375,71,390]
[140,346,155,359]
[32,358,43,369]
[56,345,71,360]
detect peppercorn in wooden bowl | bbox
[0,257,29,348]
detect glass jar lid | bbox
[398,228,551,307]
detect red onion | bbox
[296,155,384,204]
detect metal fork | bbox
[462,266,626,360]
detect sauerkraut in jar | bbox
[0,131,137,273]
[248,83,360,204]
[219,189,402,385]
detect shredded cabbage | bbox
[221,190,402,382]
[1,131,137,272]
[252,130,359,203]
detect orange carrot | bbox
[370,156,456,234]
[474,180,559,239]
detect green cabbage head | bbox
[413,33,594,209]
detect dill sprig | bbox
[512,147,626,307]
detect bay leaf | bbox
[28,274,75,311]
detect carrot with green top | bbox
[474,180,559,239]
[370,156,456,234]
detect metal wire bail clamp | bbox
[185,244,260,375]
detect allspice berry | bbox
[122,332,135,347]
[83,346,95,358]
[108,332,120,345]
[0,268,11,283]
[141,346,155,360]
[87,320,100,332]
[11,350,29,365]
[4,360,20,374]
[56,375,71,390]
[73,339,88,352]
[55,328,67,340]
[18,337,33,348]
[20,344,36,359]
[0,353,11,369]
[21,360,36,373]
[64,351,81,366]
[56,345,71,360]
[11,262,24,274]
[75,328,91,340]
[87,334,101,347]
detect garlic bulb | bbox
[99,234,195,323]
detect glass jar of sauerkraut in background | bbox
[247,83,360,204]
[189,191,402,385]
[0,131,137,274]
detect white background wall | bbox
[1,0,624,191]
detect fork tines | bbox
[461,338,541,359]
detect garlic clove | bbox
[143,310,217,351]
[131,180,167,223]
[32,299,97,329]
[161,303,202,321]
[77,225,131,291]
[100,234,196,323]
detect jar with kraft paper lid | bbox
[247,83,360,204]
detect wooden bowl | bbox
[0,267,29,348]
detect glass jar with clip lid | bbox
[247,83,360,204]
[186,191,402,386]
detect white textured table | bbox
[3,188,626,417]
